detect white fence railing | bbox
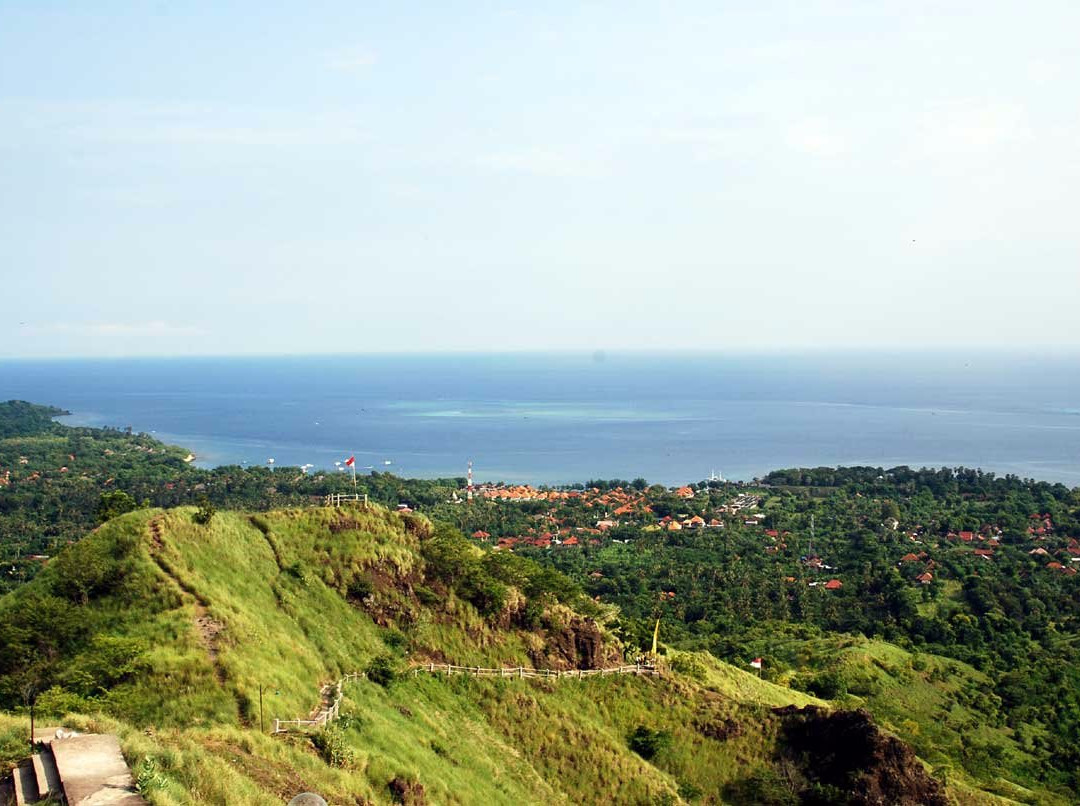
[411,663,659,680]
[323,493,368,507]
[273,672,362,734]
[273,664,659,734]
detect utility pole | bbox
[259,684,264,734]
[23,683,36,752]
[809,513,815,556]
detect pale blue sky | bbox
[2,1,1078,357]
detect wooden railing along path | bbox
[272,663,658,733]
[273,672,362,733]
[411,663,659,680]
[323,492,369,507]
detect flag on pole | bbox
[750,658,763,669]
[345,456,355,467]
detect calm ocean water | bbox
[2,353,1080,486]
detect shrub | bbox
[135,757,168,794]
[192,497,215,525]
[95,491,137,523]
[723,771,798,805]
[366,654,399,688]
[382,628,407,652]
[414,585,440,607]
[0,722,27,775]
[794,671,848,700]
[35,686,93,716]
[51,538,122,605]
[670,653,708,681]
[336,711,364,732]
[678,780,703,801]
[347,577,374,601]
[311,725,354,768]
[628,724,671,760]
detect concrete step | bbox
[11,761,38,806]
[30,755,48,801]
[34,747,63,803]
[49,734,144,805]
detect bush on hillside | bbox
[628,724,671,760]
[722,770,799,805]
[382,628,407,652]
[347,577,374,601]
[366,654,400,688]
[669,653,708,681]
[60,635,147,696]
[0,722,27,775]
[414,585,440,606]
[95,490,137,523]
[192,497,215,525]
[51,533,132,605]
[311,725,354,768]
[35,686,94,716]
[793,671,848,700]
[420,524,584,618]
[135,757,168,794]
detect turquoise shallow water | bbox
[2,352,1079,485]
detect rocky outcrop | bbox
[529,615,621,670]
[388,775,425,805]
[775,706,948,806]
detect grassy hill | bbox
[0,503,1029,804]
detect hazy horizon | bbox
[3,2,1079,358]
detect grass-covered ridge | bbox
[0,503,1022,804]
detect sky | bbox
[1,1,1078,357]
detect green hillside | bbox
[0,502,973,805]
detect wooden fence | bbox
[273,664,658,733]
[411,663,659,680]
[323,492,369,507]
[273,672,362,734]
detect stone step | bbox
[12,761,38,806]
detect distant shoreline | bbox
[6,352,1080,486]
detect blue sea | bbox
[2,352,1080,486]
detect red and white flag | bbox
[750,658,763,669]
[345,456,355,467]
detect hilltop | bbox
[0,501,963,805]
[1,401,1078,802]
